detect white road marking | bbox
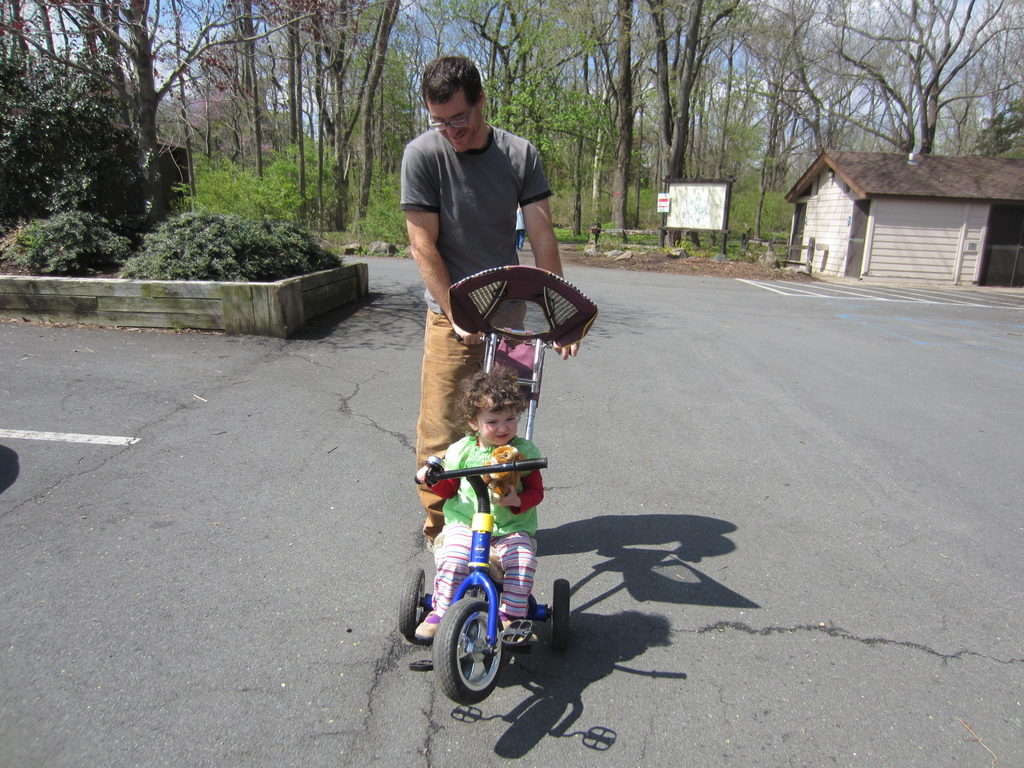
[0,429,139,446]
[735,279,793,296]
[737,279,1023,309]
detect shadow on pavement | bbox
[294,284,425,349]
[449,611,681,758]
[540,513,759,610]
[0,443,18,495]
[446,513,755,757]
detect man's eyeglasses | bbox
[427,114,470,132]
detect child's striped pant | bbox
[432,524,536,619]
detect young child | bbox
[414,368,544,643]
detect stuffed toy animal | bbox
[482,444,520,505]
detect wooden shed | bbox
[785,151,1024,286]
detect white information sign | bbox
[664,181,729,231]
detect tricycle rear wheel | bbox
[551,578,570,651]
[398,567,426,641]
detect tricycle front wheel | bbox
[434,597,505,704]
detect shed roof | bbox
[785,151,1024,204]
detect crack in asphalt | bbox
[697,620,1023,664]
[350,633,441,767]
[335,375,415,454]
[1,339,291,520]
[0,442,134,519]
[343,632,411,762]
[357,414,415,453]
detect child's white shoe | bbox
[414,612,441,643]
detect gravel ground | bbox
[558,243,815,281]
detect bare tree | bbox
[646,0,738,181]
[6,0,306,222]
[828,0,1018,154]
[237,0,263,176]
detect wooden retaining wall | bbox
[0,262,368,338]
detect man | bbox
[401,55,576,542]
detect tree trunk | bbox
[590,124,604,225]
[127,0,167,223]
[330,59,349,231]
[668,0,703,179]
[170,0,194,198]
[754,77,782,240]
[572,136,584,237]
[238,0,262,177]
[288,24,300,144]
[611,0,633,230]
[919,87,940,154]
[716,43,735,178]
[314,44,327,230]
[356,0,399,221]
[647,0,672,174]
[297,57,307,220]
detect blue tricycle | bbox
[398,265,598,705]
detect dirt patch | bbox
[557,244,815,282]
[0,260,120,278]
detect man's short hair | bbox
[421,56,484,106]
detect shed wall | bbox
[801,171,856,276]
[866,199,989,283]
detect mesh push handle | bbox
[449,266,598,346]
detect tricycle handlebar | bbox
[419,455,548,486]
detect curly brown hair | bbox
[457,368,527,427]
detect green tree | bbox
[0,57,143,227]
[187,146,335,223]
[975,100,1024,157]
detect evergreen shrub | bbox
[10,211,133,275]
[121,213,341,281]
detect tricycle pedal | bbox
[501,619,536,647]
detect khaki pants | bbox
[416,310,484,541]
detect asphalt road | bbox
[2,257,1022,767]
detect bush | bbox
[185,146,339,227]
[9,212,133,275]
[187,154,309,222]
[350,170,408,244]
[121,213,341,281]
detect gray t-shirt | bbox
[400,127,552,312]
